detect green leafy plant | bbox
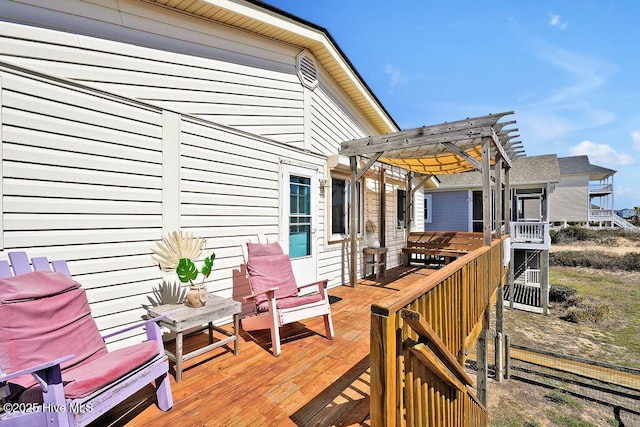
[176,253,216,286]
[151,230,216,288]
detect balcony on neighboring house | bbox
[509,221,550,250]
[589,208,614,222]
[589,182,614,196]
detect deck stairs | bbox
[613,212,638,230]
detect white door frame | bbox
[280,162,318,287]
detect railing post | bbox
[477,308,489,406]
[541,250,549,315]
[370,309,397,427]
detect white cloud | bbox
[385,64,408,88]
[549,14,568,30]
[535,46,608,107]
[569,140,635,166]
[519,43,616,142]
[632,131,640,151]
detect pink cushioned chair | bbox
[0,252,173,427]
[241,239,334,356]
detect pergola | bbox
[338,111,525,287]
[339,111,524,405]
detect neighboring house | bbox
[0,0,426,346]
[616,208,635,220]
[549,155,634,229]
[424,154,560,313]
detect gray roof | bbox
[434,154,560,189]
[557,155,616,180]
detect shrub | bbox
[549,285,577,303]
[550,250,640,271]
[551,226,597,244]
[562,296,611,324]
[621,252,640,271]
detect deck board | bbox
[93,266,431,426]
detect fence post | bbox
[505,334,511,380]
[495,332,504,382]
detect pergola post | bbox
[481,138,492,246]
[349,155,358,287]
[494,157,504,382]
[478,137,492,404]
[504,166,511,233]
[405,171,413,232]
[379,168,386,247]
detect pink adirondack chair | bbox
[241,240,334,356]
[0,252,173,427]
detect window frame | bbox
[329,174,363,242]
[397,188,407,230]
[424,194,432,224]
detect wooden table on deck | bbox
[363,247,388,280]
[147,294,241,382]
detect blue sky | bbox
[266,0,640,210]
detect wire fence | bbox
[466,336,640,426]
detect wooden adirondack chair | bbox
[0,252,173,427]
[241,239,334,356]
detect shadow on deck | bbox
[92,266,433,426]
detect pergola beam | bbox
[410,174,434,198]
[441,142,483,170]
[490,127,512,168]
[355,152,383,181]
[340,112,514,157]
[341,128,495,157]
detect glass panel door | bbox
[289,175,311,258]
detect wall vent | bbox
[296,51,318,90]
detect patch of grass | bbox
[545,390,581,410]
[549,267,640,367]
[549,413,597,427]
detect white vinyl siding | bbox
[0,0,415,345]
[1,67,164,346]
[310,68,378,154]
[548,175,589,223]
[0,1,304,145]
[0,63,331,348]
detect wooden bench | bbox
[402,231,485,266]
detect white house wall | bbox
[0,0,305,145]
[0,65,166,347]
[548,175,589,223]
[0,0,415,346]
[0,62,335,348]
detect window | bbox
[330,176,361,237]
[397,189,406,229]
[424,194,432,224]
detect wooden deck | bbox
[93,266,437,426]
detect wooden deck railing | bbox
[370,236,508,426]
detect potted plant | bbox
[151,231,216,307]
